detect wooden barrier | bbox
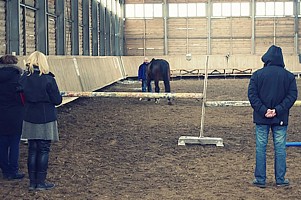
[60,91,204,99]
[205,100,301,107]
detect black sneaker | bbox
[36,182,55,191]
[252,179,266,188]
[28,183,37,191]
[3,173,25,180]
[276,179,290,187]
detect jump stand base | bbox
[178,136,224,147]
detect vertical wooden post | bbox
[199,55,209,137]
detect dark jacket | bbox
[20,68,62,124]
[0,64,24,135]
[138,62,148,80]
[248,45,298,125]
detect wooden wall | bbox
[124,0,298,56]
[0,0,298,58]
[0,1,5,55]
[48,0,56,55]
[65,0,72,55]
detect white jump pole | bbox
[60,91,204,99]
[178,56,224,147]
[205,100,301,107]
[204,100,301,147]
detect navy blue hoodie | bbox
[248,45,298,125]
[138,62,149,80]
[0,64,24,135]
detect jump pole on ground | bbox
[204,100,301,147]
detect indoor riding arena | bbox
[2,0,301,200]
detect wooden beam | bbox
[60,91,204,99]
[205,101,301,107]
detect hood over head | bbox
[0,64,22,83]
[261,45,285,68]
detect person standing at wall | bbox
[20,51,62,191]
[138,57,152,100]
[248,45,298,188]
[0,55,25,180]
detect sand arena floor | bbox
[1,78,301,200]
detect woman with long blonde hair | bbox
[20,51,62,191]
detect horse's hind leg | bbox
[154,80,160,104]
[163,79,172,105]
[147,79,152,92]
[146,79,152,101]
[163,80,170,93]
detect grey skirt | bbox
[21,121,59,142]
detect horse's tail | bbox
[161,60,170,81]
[161,60,171,93]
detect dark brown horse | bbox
[146,58,172,105]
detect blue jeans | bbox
[142,80,152,92]
[255,124,287,184]
[0,134,21,176]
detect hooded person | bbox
[0,54,25,180]
[248,45,298,188]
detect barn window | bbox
[256,1,293,17]
[168,3,206,18]
[154,4,162,17]
[125,4,162,18]
[212,2,250,17]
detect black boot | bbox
[35,140,54,191]
[28,140,38,191]
[28,172,36,191]
[36,172,55,191]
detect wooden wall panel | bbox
[275,37,295,55]
[255,38,274,55]
[65,0,72,55]
[25,10,36,55]
[48,0,55,13]
[24,0,34,6]
[124,20,145,38]
[255,18,274,37]
[231,18,252,38]
[188,18,207,38]
[48,18,56,55]
[211,39,231,54]
[20,8,25,56]
[48,0,56,55]
[211,18,231,38]
[168,18,187,38]
[90,2,92,55]
[125,38,144,55]
[168,38,187,55]
[255,18,295,54]
[79,0,83,55]
[145,38,164,55]
[275,18,294,37]
[146,19,164,39]
[0,1,5,55]
[232,39,251,54]
[188,39,207,54]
